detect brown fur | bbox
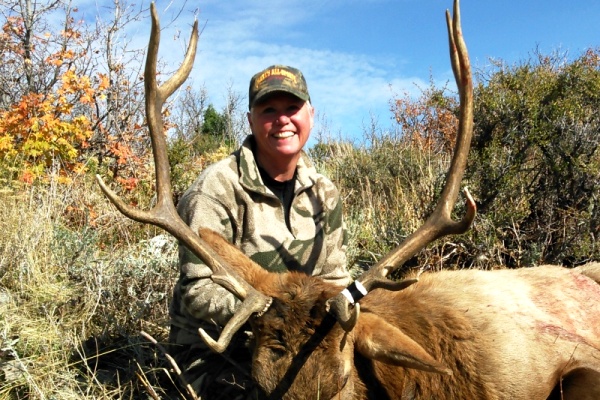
[199,229,600,399]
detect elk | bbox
[97,1,600,399]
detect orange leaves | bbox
[64,203,99,229]
[581,48,600,68]
[116,176,140,191]
[0,66,109,184]
[110,141,136,166]
[46,48,77,67]
[3,16,24,39]
[61,27,81,41]
[59,69,97,105]
[19,170,35,184]
[391,85,459,154]
[0,11,154,190]
[0,10,108,185]
[97,73,110,92]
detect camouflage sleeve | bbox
[316,186,352,287]
[174,191,241,327]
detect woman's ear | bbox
[247,111,253,132]
[308,103,315,130]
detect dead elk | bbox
[202,229,600,399]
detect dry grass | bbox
[0,176,180,399]
[314,136,481,275]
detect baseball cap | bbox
[248,65,310,109]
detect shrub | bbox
[469,49,600,266]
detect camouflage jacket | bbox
[169,135,351,343]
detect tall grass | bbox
[312,132,483,276]
[0,175,179,399]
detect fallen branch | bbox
[140,330,200,400]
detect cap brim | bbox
[251,86,310,107]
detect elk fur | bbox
[200,229,600,400]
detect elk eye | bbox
[275,329,285,345]
[309,305,321,321]
[263,330,286,361]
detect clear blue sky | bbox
[86,0,600,144]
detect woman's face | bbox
[248,91,314,164]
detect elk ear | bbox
[353,313,452,375]
[198,228,275,293]
[198,228,263,279]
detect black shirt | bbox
[257,164,296,231]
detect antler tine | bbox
[328,0,476,331]
[145,2,196,207]
[96,3,272,353]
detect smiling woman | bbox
[247,68,315,181]
[169,64,352,398]
[248,94,314,180]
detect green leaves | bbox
[469,49,600,265]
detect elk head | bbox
[198,228,454,399]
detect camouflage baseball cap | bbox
[248,65,310,109]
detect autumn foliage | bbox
[0,10,149,189]
[0,69,109,183]
[391,81,459,153]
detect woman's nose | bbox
[274,112,291,126]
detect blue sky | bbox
[84,0,599,144]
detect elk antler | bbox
[327,0,476,331]
[96,3,272,353]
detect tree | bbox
[0,0,108,183]
[390,78,459,154]
[0,0,89,106]
[171,84,208,141]
[201,104,226,137]
[84,0,152,190]
[0,0,193,188]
